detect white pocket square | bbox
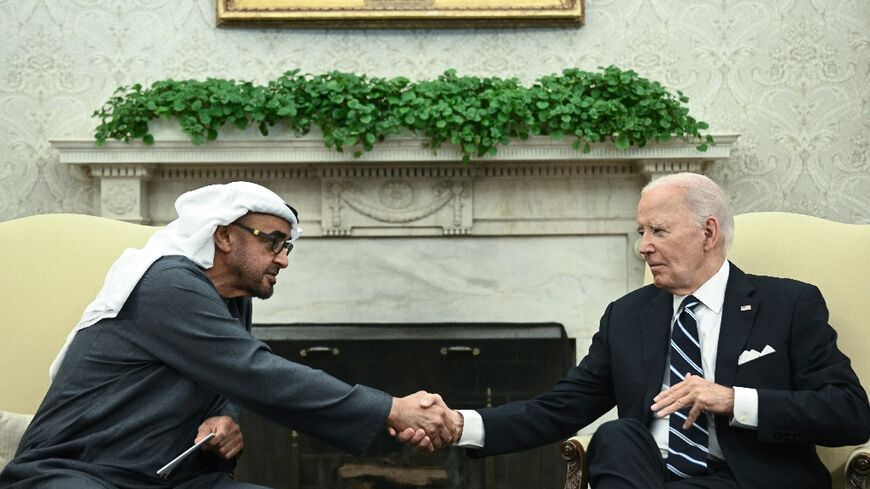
[738,344,776,365]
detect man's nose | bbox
[274,251,290,268]
[638,234,654,255]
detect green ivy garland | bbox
[93,66,713,162]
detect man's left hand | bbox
[196,416,243,460]
[651,373,734,429]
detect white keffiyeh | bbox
[49,181,301,380]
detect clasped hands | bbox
[651,372,735,428]
[388,390,463,451]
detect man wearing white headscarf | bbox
[0,182,455,489]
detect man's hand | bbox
[391,395,464,452]
[651,372,734,429]
[387,391,458,451]
[196,416,243,460]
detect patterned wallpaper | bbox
[1,0,868,222]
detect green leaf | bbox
[277,105,297,117]
[615,134,630,150]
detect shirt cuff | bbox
[455,409,485,448]
[730,386,759,429]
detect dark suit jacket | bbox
[473,263,870,488]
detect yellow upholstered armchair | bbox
[561,212,870,489]
[0,214,157,470]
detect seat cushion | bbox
[0,411,33,470]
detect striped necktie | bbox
[666,295,710,479]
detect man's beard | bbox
[251,282,274,300]
[231,260,276,299]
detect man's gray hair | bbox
[642,173,734,251]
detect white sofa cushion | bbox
[0,411,33,471]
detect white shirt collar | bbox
[672,259,730,315]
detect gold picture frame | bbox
[216,0,583,28]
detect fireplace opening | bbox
[234,323,576,489]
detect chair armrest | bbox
[561,434,591,489]
[846,441,870,489]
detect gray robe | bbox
[0,255,392,488]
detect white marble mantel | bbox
[52,131,737,378]
[52,132,738,233]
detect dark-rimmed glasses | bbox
[230,223,294,255]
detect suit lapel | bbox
[641,289,674,423]
[715,262,758,387]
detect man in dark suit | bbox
[397,172,870,488]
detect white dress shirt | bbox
[458,260,759,457]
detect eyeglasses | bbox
[230,223,294,255]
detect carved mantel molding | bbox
[52,134,738,239]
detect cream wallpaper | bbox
[0,0,868,222]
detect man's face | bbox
[227,213,292,299]
[636,184,710,295]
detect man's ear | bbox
[703,217,720,252]
[213,225,233,253]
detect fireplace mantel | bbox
[53,133,738,237]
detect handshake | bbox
[387,391,463,451]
